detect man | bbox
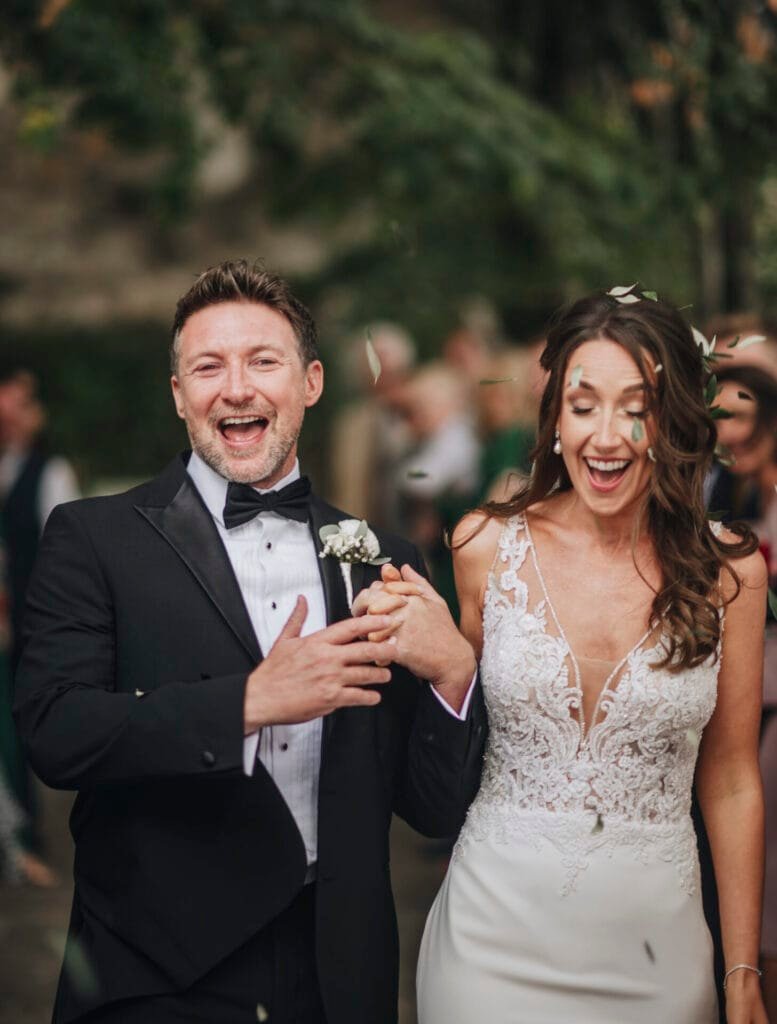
[15,261,485,1024]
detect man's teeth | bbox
[221,416,266,426]
[586,458,630,471]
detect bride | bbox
[357,289,767,1022]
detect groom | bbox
[14,260,485,1024]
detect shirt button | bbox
[280,742,289,752]
[202,750,216,767]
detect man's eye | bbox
[194,364,219,373]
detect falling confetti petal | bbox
[591,813,604,835]
[406,470,429,479]
[647,447,656,462]
[607,283,638,297]
[365,329,381,385]
[479,377,517,385]
[685,728,700,751]
[615,293,640,304]
[643,291,658,301]
[737,334,767,349]
[654,364,663,373]
[631,418,645,442]
[257,1005,269,1022]
[644,940,656,964]
[570,365,583,388]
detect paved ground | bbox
[0,786,447,1024]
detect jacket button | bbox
[202,751,216,767]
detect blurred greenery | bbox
[2,0,777,478]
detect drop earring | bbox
[553,430,562,455]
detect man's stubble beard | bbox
[187,419,299,486]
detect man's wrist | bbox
[430,642,477,699]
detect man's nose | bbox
[221,366,255,404]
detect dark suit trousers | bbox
[79,885,326,1024]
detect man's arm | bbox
[15,504,398,791]
[14,504,250,789]
[361,544,487,837]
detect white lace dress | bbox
[417,514,719,1023]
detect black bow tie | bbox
[222,476,312,529]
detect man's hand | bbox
[243,597,398,733]
[355,564,476,712]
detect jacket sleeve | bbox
[391,546,487,837]
[13,503,248,790]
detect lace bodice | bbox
[455,514,721,895]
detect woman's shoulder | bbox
[451,510,504,567]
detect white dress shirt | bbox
[187,452,476,869]
[188,452,325,867]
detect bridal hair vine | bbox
[606,284,766,466]
[319,518,391,606]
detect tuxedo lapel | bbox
[135,472,262,665]
[308,497,351,628]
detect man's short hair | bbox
[170,259,320,373]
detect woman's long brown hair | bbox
[481,290,758,671]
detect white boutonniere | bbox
[319,519,391,607]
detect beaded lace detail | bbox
[454,514,721,896]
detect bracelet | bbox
[723,964,763,991]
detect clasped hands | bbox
[350,563,476,712]
[243,564,475,732]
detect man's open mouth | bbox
[218,414,269,446]
[583,457,632,492]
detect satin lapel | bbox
[135,475,262,664]
[308,497,355,748]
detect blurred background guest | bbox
[708,358,777,1019]
[474,346,538,503]
[0,369,80,885]
[396,362,480,610]
[329,322,416,531]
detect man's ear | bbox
[305,360,324,408]
[171,376,186,420]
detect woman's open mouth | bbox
[218,414,269,447]
[584,457,632,493]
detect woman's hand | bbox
[724,968,768,1023]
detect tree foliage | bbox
[3,0,777,338]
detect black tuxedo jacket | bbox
[14,454,487,1024]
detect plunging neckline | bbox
[522,514,653,743]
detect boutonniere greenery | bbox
[319,519,391,606]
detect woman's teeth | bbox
[584,457,632,489]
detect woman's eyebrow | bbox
[569,380,645,395]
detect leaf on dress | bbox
[591,813,604,834]
[644,940,656,964]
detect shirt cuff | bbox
[430,671,478,722]
[243,731,259,776]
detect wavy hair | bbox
[482,290,758,671]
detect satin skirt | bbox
[416,825,717,1024]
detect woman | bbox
[710,363,777,1019]
[360,290,767,1022]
